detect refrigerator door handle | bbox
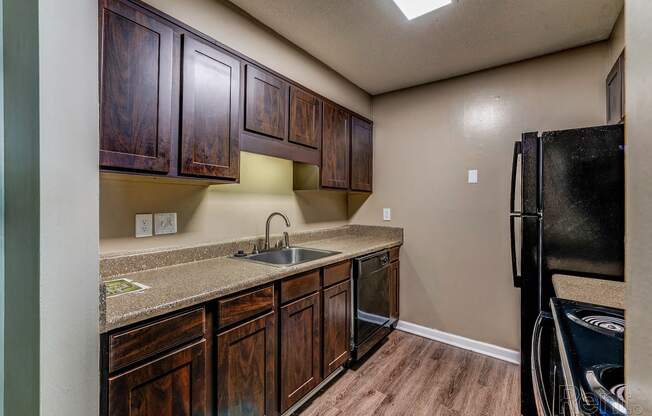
[510,141,522,213]
[510,141,523,288]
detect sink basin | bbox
[235,247,340,267]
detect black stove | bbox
[551,298,626,416]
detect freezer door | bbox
[541,125,624,282]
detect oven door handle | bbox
[531,312,553,416]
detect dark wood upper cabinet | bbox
[606,50,625,125]
[108,340,206,416]
[289,87,322,149]
[321,103,350,189]
[100,0,174,173]
[216,312,276,416]
[280,292,321,412]
[322,281,351,378]
[180,35,240,179]
[350,116,373,192]
[245,64,289,140]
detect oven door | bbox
[354,252,391,347]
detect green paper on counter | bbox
[105,278,148,298]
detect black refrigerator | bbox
[509,124,624,416]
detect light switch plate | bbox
[383,208,391,221]
[468,169,478,184]
[154,212,177,235]
[135,214,153,238]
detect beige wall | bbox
[624,1,652,414]
[101,153,348,254]
[99,0,371,255]
[350,43,613,350]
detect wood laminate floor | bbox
[296,330,520,416]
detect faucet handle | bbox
[283,232,290,248]
[251,244,259,254]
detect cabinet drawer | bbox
[108,307,205,373]
[389,246,400,263]
[217,285,274,329]
[323,260,351,287]
[281,269,320,304]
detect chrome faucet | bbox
[264,212,291,251]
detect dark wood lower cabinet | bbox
[323,281,351,377]
[280,292,322,412]
[103,258,390,416]
[108,340,206,416]
[216,312,276,416]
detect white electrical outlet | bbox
[383,208,391,221]
[154,213,177,235]
[468,169,478,184]
[135,214,153,238]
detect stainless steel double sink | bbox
[234,247,340,267]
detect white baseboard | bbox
[395,320,521,365]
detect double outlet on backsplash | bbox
[135,213,177,238]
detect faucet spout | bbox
[265,212,291,250]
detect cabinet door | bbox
[100,0,174,173]
[216,312,276,416]
[389,261,400,321]
[245,65,289,139]
[108,340,206,416]
[180,36,240,179]
[606,51,625,124]
[289,87,321,149]
[321,103,350,189]
[323,281,351,377]
[350,116,373,192]
[280,292,321,412]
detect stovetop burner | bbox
[585,365,627,415]
[582,315,625,333]
[552,299,625,416]
[567,309,625,337]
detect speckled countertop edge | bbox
[101,225,403,333]
[552,274,625,310]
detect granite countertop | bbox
[100,225,403,333]
[552,274,625,310]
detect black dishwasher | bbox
[351,250,392,361]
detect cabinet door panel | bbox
[108,340,206,416]
[216,312,276,416]
[289,87,321,149]
[100,0,173,172]
[180,36,240,179]
[323,281,351,377]
[245,65,289,139]
[281,292,321,412]
[350,116,373,192]
[321,103,350,189]
[389,261,400,321]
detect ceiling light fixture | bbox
[392,0,452,20]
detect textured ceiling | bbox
[228,0,623,95]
